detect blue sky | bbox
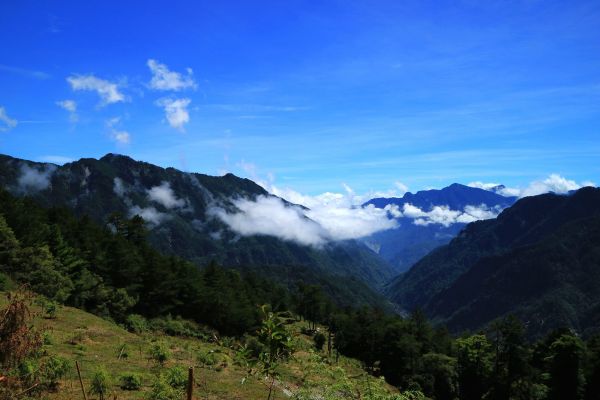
[0,0,599,196]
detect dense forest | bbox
[2,188,600,400]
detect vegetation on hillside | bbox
[3,186,600,399]
[387,187,600,337]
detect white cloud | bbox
[156,98,191,131]
[304,204,398,241]
[209,186,400,247]
[469,175,595,198]
[520,174,583,197]
[17,164,56,192]
[56,99,76,112]
[467,181,520,197]
[66,74,125,106]
[147,181,187,209]
[106,117,131,144]
[56,99,78,122]
[113,177,128,198]
[128,205,169,226]
[394,181,409,196]
[147,59,197,91]
[0,106,17,131]
[208,196,329,247]
[467,181,501,191]
[112,131,130,144]
[408,203,501,227]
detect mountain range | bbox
[363,183,516,272]
[0,153,393,308]
[386,186,600,337]
[2,152,598,338]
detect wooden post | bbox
[187,366,194,400]
[75,361,88,400]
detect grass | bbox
[0,292,399,400]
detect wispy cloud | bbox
[67,74,125,106]
[0,64,50,80]
[155,98,191,131]
[56,100,78,123]
[402,203,501,227]
[0,106,18,131]
[106,117,131,144]
[147,181,188,209]
[17,164,57,193]
[206,104,308,113]
[147,59,197,91]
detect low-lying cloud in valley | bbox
[403,203,500,227]
[208,196,329,247]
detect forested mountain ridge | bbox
[0,153,393,306]
[387,186,600,337]
[363,183,516,272]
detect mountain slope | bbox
[386,187,600,336]
[363,183,516,272]
[0,153,394,306]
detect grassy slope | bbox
[0,293,398,400]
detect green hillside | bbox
[0,292,406,400]
[0,153,393,309]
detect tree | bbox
[237,305,294,400]
[547,333,586,400]
[487,315,531,400]
[456,334,493,400]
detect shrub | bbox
[16,359,40,387]
[164,366,187,390]
[42,331,53,345]
[313,332,326,351]
[149,373,185,400]
[44,301,58,319]
[125,314,149,334]
[119,373,142,391]
[89,367,112,400]
[197,350,218,368]
[42,355,70,390]
[149,341,170,366]
[149,315,207,338]
[116,343,129,359]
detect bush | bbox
[89,367,112,400]
[164,366,187,390]
[149,373,185,400]
[119,373,142,391]
[42,331,53,345]
[197,350,218,368]
[149,341,170,366]
[149,315,206,338]
[125,314,149,334]
[44,301,58,319]
[16,359,40,387]
[313,332,326,351]
[0,272,14,291]
[42,355,70,390]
